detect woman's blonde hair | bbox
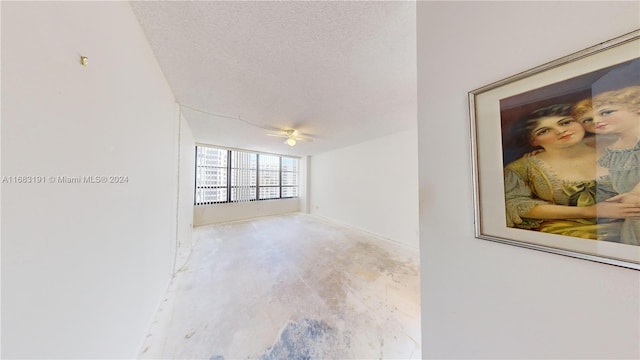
[592,85,640,113]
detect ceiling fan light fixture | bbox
[286,137,296,146]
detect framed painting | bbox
[469,30,640,270]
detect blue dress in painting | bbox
[598,141,640,246]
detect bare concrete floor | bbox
[139,213,421,359]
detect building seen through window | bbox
[195,145,299,205]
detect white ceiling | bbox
[130,1,416,157]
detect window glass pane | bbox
[259,187,280,199]
[197,147,227,167]
[259,170,280,186]
[259,154,280,171]
[231,187,257,201]
[230,169,257,186]
[282,187,298,198]
[231,151,257,169]
[196,187,227,203]
[281,172,298,186]
[197,167,227,187]
[281,157,298,172]
[195,146,229,204]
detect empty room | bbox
[2,1,639,359]
[131,2,420,358]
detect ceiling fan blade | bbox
[267,129,313,144]
[292,134,314,141]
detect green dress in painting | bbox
[504,156,621,241]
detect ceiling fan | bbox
[266,129,313,146]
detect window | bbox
[259,154,280,199]
[195,145,299,205]
[281,157,298,198]
[231,151,257,202]
[195,147,228,204]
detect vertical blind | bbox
[231,150,257,203]
[195,145,299,205]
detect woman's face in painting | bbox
[529,116,585,149]
[592,105,640,135]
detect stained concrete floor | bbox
[139,213,421,359]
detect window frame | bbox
[194,145,299,205]
[193,146,230,205]
[280,156,299,199]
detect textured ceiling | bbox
[130,1,416,156]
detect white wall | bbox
[194,198,300,226]
[417,2,640,358]
[175,113,196,271]
[309,130,419,248]
[1,2,182,358]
